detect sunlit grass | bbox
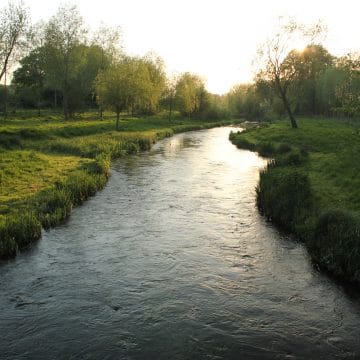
[0,151,91,204]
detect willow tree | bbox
[255,18,326,128]
[92,24,123,119]
[175,72,205,119]
[43,4,87,119]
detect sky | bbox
[18,0,360,94]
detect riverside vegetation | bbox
[0,110,238,259]
[230,118,360,283]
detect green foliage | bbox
[256,167,313,232]
[312,210,360,282]
[175,72,205,118]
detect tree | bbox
[334,53,360,118]
[175,72,205,119]
[95,57,150,130]
[140,52,166,114]
[0,0,29,82]
[12,47,46,115]
[294,44,333,114]
[92,24,123,119]
[255,18,326,128]
[0,0,30,116]
[162,74,178,120]
[43,4,87,119]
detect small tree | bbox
[175,72,205,119]
[255,18,326,128]
[12,47,46,115]
[92,24,123,119]
[95,57,149,130]
[95,63,124,130]
[0,0,30,82]
[43,4,87,119]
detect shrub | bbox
[277,143,292,154]
[275,150,308,167]
[256,168,313,232]
[257,142,276,157]
[311,210,360,282]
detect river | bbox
[1,127,360,359]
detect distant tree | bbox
[0,0,30,115]
[92,24,123,119]
[0,0,30,82]
[12,47,46,115]
[315,67,347,116]
[43,4,87,119]
[255,18,326,128]
[162,74,178,120]
[140,52,166,114]
[175,72,205,119]
[95,57,150,130]
[294,44,333,114]
[334,53,360,117]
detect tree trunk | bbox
[37,92,41,117]
[116,111,120,131]
[282,96,297,128]
[169,98,173,121]
[277,80,298,129]
[100,106,103,120]
[63,93,69,120]
[4,68,7,119]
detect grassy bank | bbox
[230,118,360,283]
[0,111,238,259]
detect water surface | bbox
[1,127,360,359]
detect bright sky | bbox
[23,0,360,94]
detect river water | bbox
[1,127,360,359]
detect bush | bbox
[275,150,308,167]
[257,142,276,157]
[311,210,360,282]
[277,143,292,154]
[256,168,313,232]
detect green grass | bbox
[230,117,360,282]
[0,110,239,258]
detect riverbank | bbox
[229,118,360,283]
[0,111,240,259]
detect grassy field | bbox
[230,118,360,283]
[0,110,238,258]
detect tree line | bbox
[0,1,228,124]
[228,20,360,127]
[1,1,359,127]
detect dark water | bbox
[1,127,360,360]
